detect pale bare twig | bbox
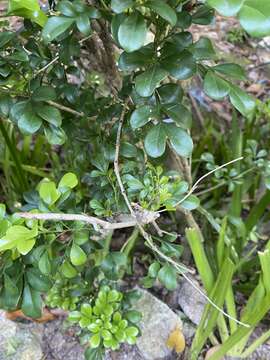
[46,101,85,118]
[159,156,244,213]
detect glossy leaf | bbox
[213,63,246,80]
[238,0,270,37]
[111,0,134,13]
[21,285,42,318]
[162,51,196,80]
[144,123,167,158]
[118,12,147,52]
[145,0,177,26]
[42,17,75,43]
[130,105,157,129]
[229,84,255,117]
[166,124,193,157]
[39,181,61,205]
[135,65,168,97]
[36,105,62,127]
[204,71,230,100]
[70,244,87,266]
[158,264,177,290]
[207,0,244,16]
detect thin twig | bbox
[35,56,59,77]
[16,211,157,231]
[46,101,85,117]
[159,156,244,213]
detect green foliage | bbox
[0,1,270,359]
[68,286,141,354]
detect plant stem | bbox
[0,120,28,190]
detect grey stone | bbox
[0,311,43,360]
[134,289,183,360]
[177,279,206,325]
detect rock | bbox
[106,344,144,360]
[0,311,43,360]
[177,279,206,325]
[42,318,85,360]
[134,288,183,360]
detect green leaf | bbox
[177,11,192,29]
[229,84,255,117]
[158,264,177,290]
[192,37,216,60]
[84,348,104,360]
[111,0,134,13]
[58,1,77,17]
[118,12,147,52]
[91,333,101,348]
[73,230,90,245]
[118,45,154,71]
[58,172,78,191]
[207,0,244,16]
[0,32,15,48]
[135,65,168,97]
[144,123,167,158]
[148,261,160,278]
[39,181,61,205]
[36,105,62,127]
[204,71,230,100]
[21,285,42,318]
[44,125,67,145]
[157,84,183,105]
[0,204,6,220]
[166,124,193,157]
[18,103,42,134]
[42,17,75,43]
[61,260,78,278]
[163,103,192,129]
[8,0,47,26]
[76,14,91,35]
[26,268,52,292]
[38,252,52,275]
[17,238,36,255]
[213,63,246,80]
[33,86,57,102]
[238,0,270,37]
[162,50,196,80]
[101,252,127,280]
[130,105,157,129]
[192,5,215,25]
[181,195,200,210]
[145,0,177,26]
[70,243,87,266]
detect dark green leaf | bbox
[135,65,168,97]
[118,12,147,52]
[157,84,183,104]
[144,123,167,158]
[101,252,127,280]
[163,103,192,129]
[213,63,246,80]
[27,268,52,292]
[76,14,91,35]
[145,0,177,26]
[166,123,193,157]
[36,105,62,126]
[111,0,134,13]
[229,84,255,117]
[162,50,196,80]
[176,11,192,29]
[42,17,75,43]
[204,71,230,100]
[21,285,42,318]
[18,103,42,134]
[44,125,67,145]
[118,45,155,71]
[130,105,157,129]
[192,5,215,25]
[58,1,77,17]
[0,32,15,48]
[192,37,216,60]
[33,86,57,102]
[158,264,177,290]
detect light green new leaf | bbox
[17,238,36,255]
[204,71,230,100]
[229,84,255,117]
[58,172,78,191]
[8,0,47,26]
[118,12,147,52]
[145,0,177,26]
[238,0,270,37]
[135,65,168,97]
[39,181,61,205]
[70,244,87,266]
[42,17,75,43]
[144,123,167,158]
[207,0,244,16]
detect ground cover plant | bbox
[0,0,270,359]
